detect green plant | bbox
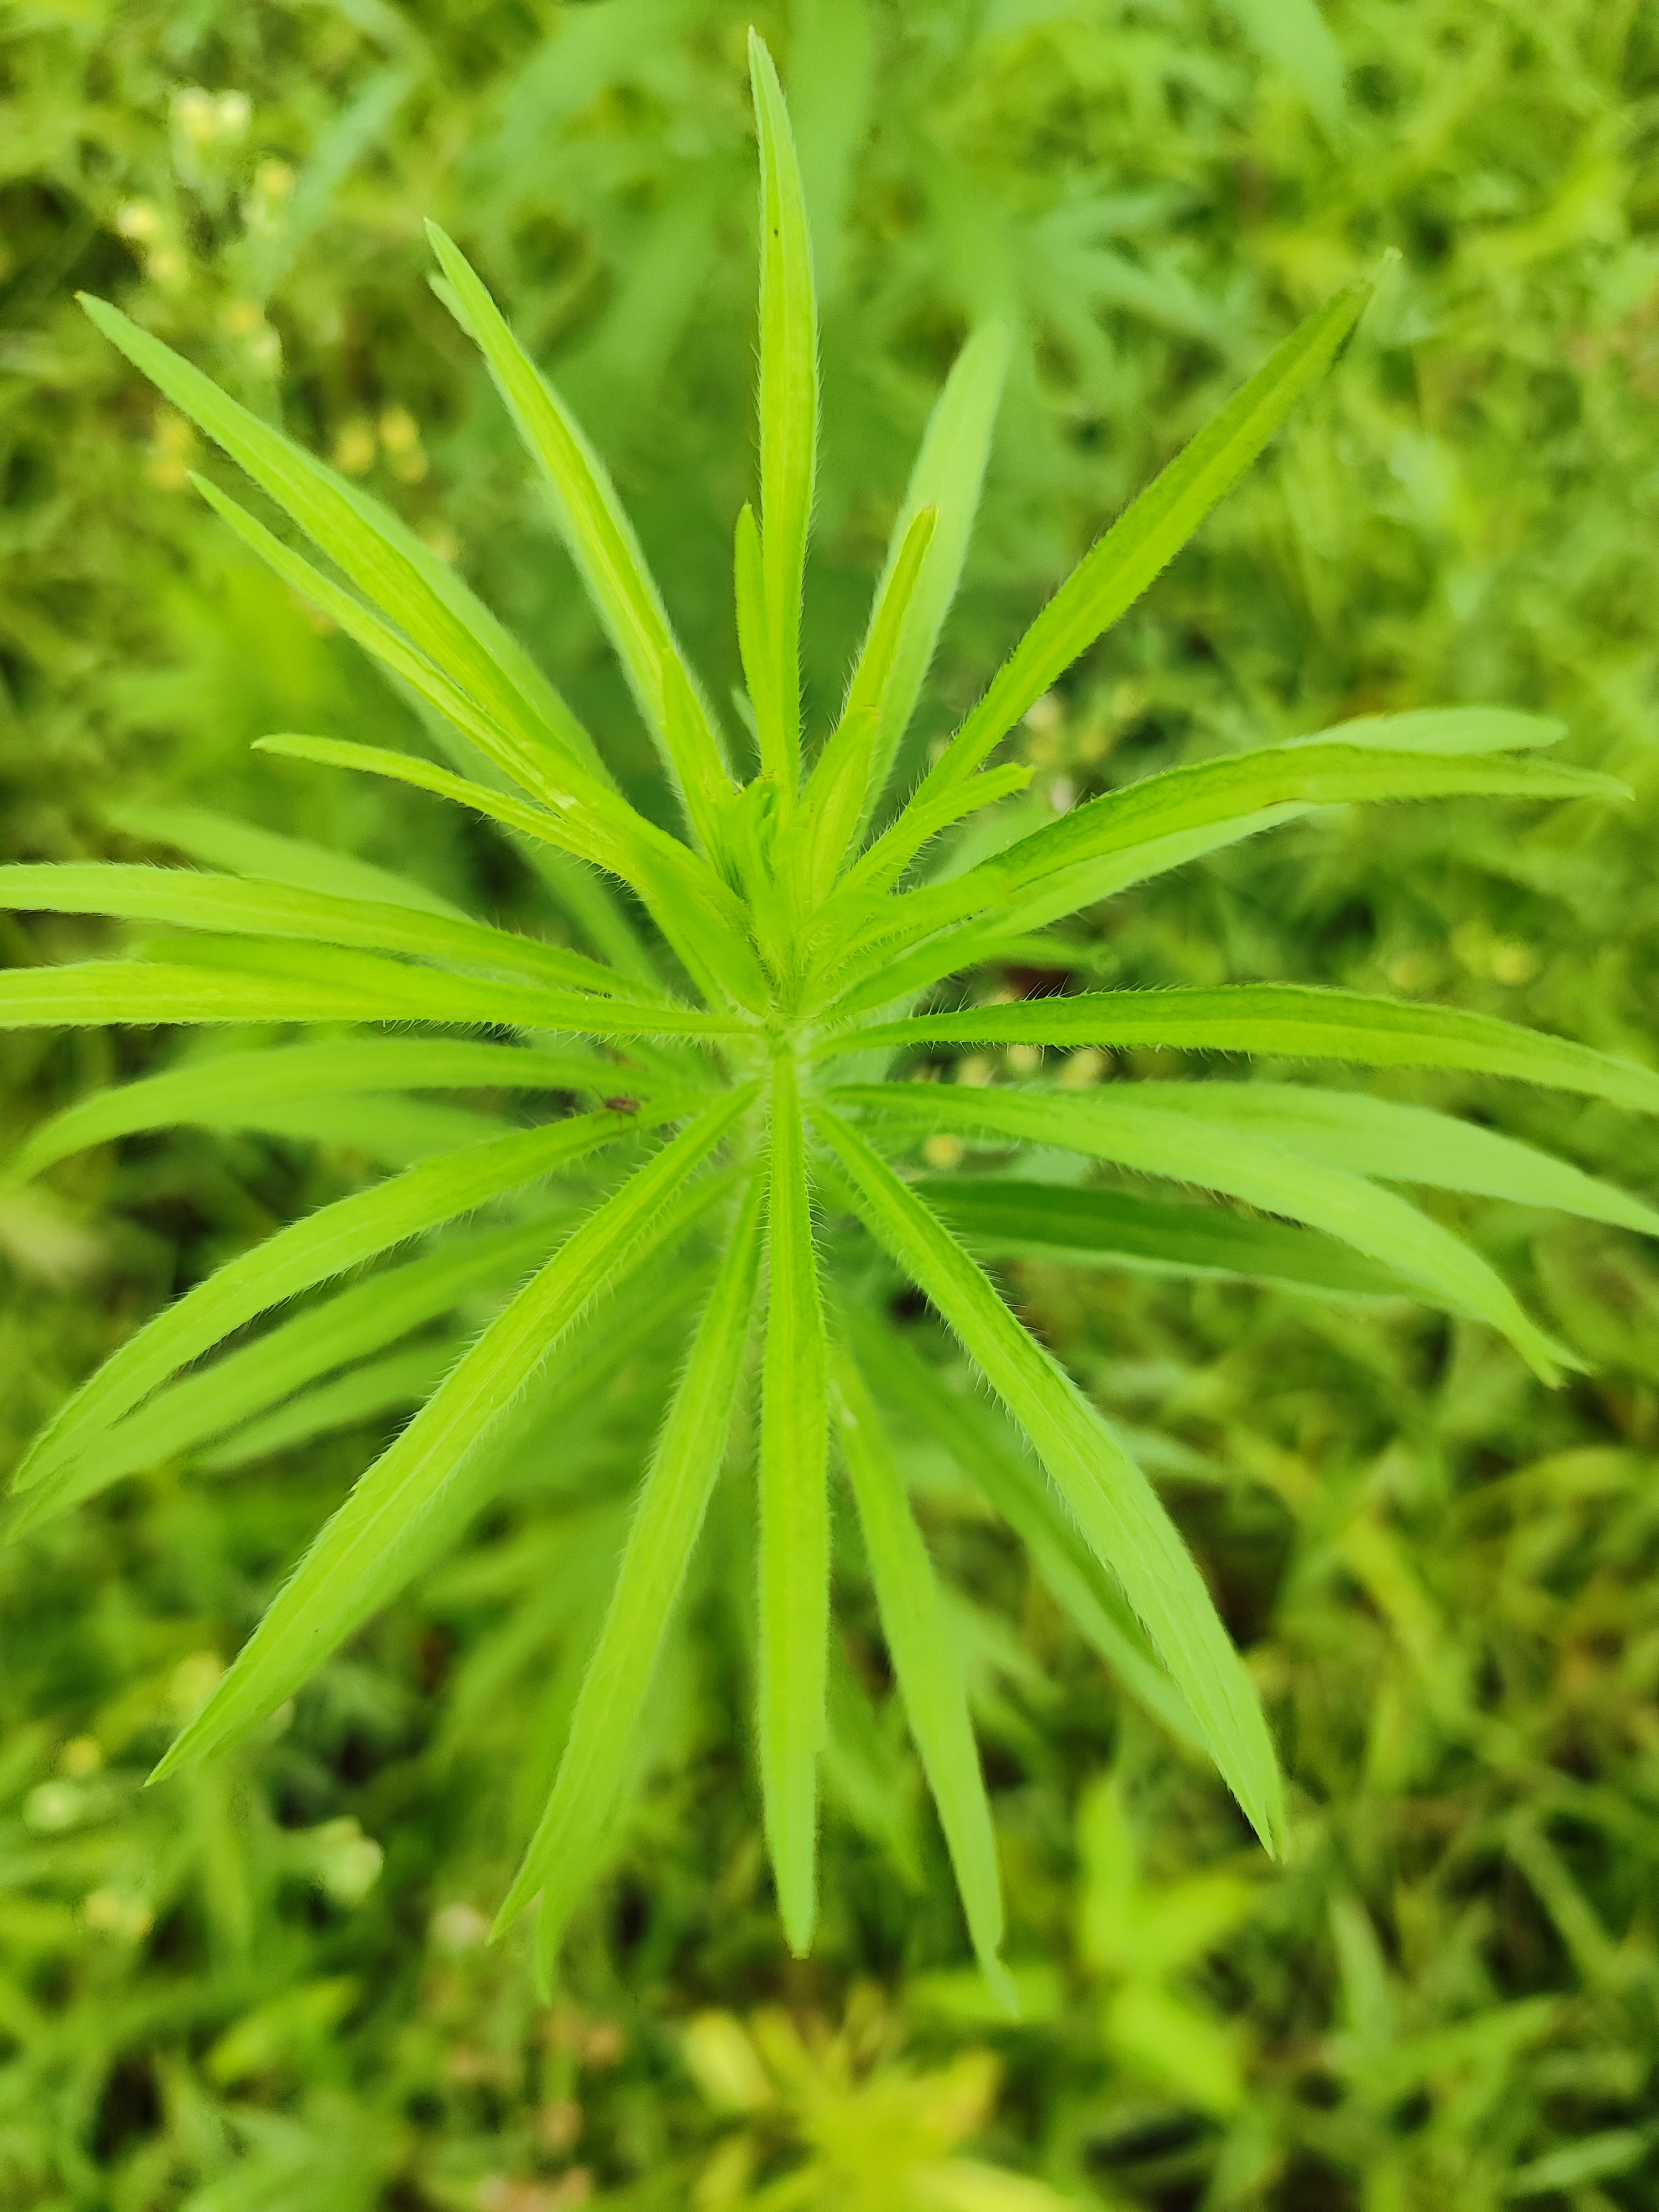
[7,28,1659,2007]
[681,1985,1073,2209]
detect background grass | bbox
[4,2,1659,2206]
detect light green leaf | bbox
[424,223,728,835]
[194,1091,508,1169]
[150,1092,755,1780]
[108,802,467,919]
[973,741,1627,912]
[138,734,646,1013]
[749,28,820,791]
[816,743,1627,1014]
[822,985,1659,1116]
[860,322,1011,809]
[830,1333,1015,2008]
[809,1103,1283,1851]
[914,1177,1421,1298]
[14,1110,636,1501]
[8,1038,628,1185]
[189,473,606,817]
[1284,707,1564,756]
[792,507,937,902]
[0,956,743,1041]
[197,1342,457,1475]
[13,1213,567,1528]
[1111,1084,1659,1237]
[908,274,1381,810]
[760,1052,830,1954]
[830,1082,1564,1379]
[849,1308,1207,1756]
[256,733,773,1015]
[77,293,604,795]
[732,502,774,760]
[827,765,1035,920]
[0,864,633,1001]
[498,1181,763,1957]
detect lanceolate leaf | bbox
[829,1082,1564,1379]
[791,505,937,900]
[425,222,728,834]
[150,1092,755,1781]
[813,744,1626,1011]
[76,293,604,794]
[831,1333,1015,2009]
[810,1103,1284,1851]
[497,1181,764,1960]
[14,1112,640,1501]
[914,1178,1422,1298]
[733,502,775,753]
[1100,1084,1659,1237]
[847,1308,1208,1756]
[860,321,1011,808]
[7,1038,632,1185]
[0,864,635,1000]
[823,985,1659,1116]
[255,735,773,1014]
[195,1092,509,1170]
[834,765,1035,909]
[0,957,744,1041]
[14,1213,566,1530]
[910,273,1382,810]
[750,28,820,791]
[760,1055,831,1954]
[200,1341,456,1475]
[1284,707,1565,756]
[108,802,469,919]
[189,473,615,820]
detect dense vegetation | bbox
[4,3,1659,2207]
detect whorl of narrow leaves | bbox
[10,34,1652,1989]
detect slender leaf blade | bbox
[814,744,1627,1014]
[760,1053,830,1953]
[831,1082,1564,1378]
[861,322,1011,808]
[847,1307,1208,1756]
[911,274,1381,807]
[257,734,773,1015]
[8,1039,629,1185]
[1112,1084,1659,1237]
[914,1178,1422,1297]
[831,1333,1015,2007]
[77,293,602,795]
[498,1181,764,1952]
[149,1093,755,1779]
[199,1341,456,1474]
[425,222,728,828]
[13,1112,637,1499]
[822,986,1659,1115]
[0,865,635,1001]
[0,958,744,1040]
[749,28,820,791]
[810,1103,1284,1850]
[794,507,937,900]
[108,802,467,920]
[14,1213,566,1528]
[1284,708,1565,757]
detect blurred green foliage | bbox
[4,0,1659,2205]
